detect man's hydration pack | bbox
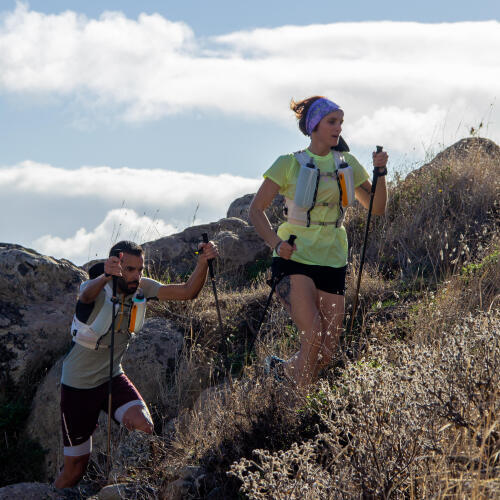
[70,282,147,350]
[284,150,356,228]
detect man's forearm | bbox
[79,274,111,303]
[184,259,209,299]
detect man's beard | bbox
[118,277,139,294]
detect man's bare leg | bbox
[54,453,90,489]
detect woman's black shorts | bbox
[271,257,346,295]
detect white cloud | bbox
[346,105,449,152]
[33,208,177,264]
[0,161,261,212]
[0,161,262,265]
[0,4,498,150]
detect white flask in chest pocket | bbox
[129,290,146,334]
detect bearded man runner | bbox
[54,239,218,488]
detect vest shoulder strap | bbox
[293,150,314,168]
[332,150,345,171]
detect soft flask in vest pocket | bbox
[294,160,319,208]
[337,162,355,208]
[129,291,146,334]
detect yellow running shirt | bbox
[264,149,369,268]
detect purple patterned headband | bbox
[305,98,341,135]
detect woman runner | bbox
[250,96,388,388]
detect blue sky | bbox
[1,1,499,264]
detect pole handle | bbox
[201,232,215,279]
[287,234,297,245]
[109,248,122,297]
[371,145,384,193]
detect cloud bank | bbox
[33,208,177,265]
[0,161,261,264]
[0,161,260,209]
[0,4,498,150]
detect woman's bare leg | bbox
[315,291,344,378]
[276,274,323,387]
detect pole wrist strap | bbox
[373,166,387,177]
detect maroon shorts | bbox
[60,373,144,448]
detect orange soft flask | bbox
[129,290,146,334]
[337,162,355,208]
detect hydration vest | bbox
[284,150,355,228]
[70,282,147,350]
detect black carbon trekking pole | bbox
[106,248,121,472]
[201,233,226,364]
[348,146,383,336]
[247,234,297,357]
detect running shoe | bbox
[264,355,286,381]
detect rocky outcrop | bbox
[143,217,272,278]
[0,244,87,390]
[408,137,500,180]
[226,193,285,225]
[0,482,61,499]
[159,465,214,500]
[24,317,184,481]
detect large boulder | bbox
[226,193,285,226]
[408,137,500,179]
[0,244,87,390]
[0,482,61,499]
[143,218,272,279]
[24,317,184,481]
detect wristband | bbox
[374,166,387,177]
[274,240,283,255]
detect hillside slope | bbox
[0,137,498,499]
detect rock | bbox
[0,244,87,390]
[96,482,156,499]
[0,482,61,499]
[177,465,204,481]
[159,478,191,500]
[159,466,205,500]
[122,317,184,404]
[205,486,225,499]
[143,218,272,278]
[226,193,285,225]
[97,484,128,500]
[194,473,218,497]
[25,317,184,481]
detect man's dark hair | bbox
[109,240,143,257]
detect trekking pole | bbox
[247,234,297,357]
[348,146,383,336]
[106,248,121,473]
[201,233,226,365]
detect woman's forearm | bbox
[249,206,281,250]
[249,178,282,249]
[372,176,387,215]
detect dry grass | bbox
[346,137,499,282]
